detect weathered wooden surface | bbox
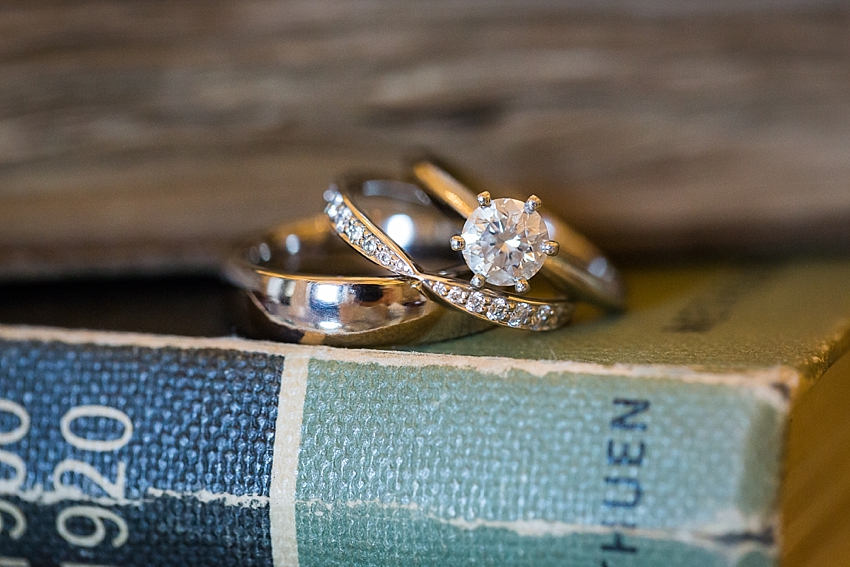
[1,2,849,277]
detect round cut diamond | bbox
[334,207,352,233]
[363,237,379,254]
[430,281,447,296]
[460,198,550,286]
[508,303,531,327]
[486,298,509,321]
[325,202,339,219]
[447,287,468,304]
[346,221,364,243]
[532,305,554,329]
[376,247,393,266]
[466,292,486,313]
[396,260,414,275]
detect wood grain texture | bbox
[0,2,849,278]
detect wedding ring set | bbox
[224,159,624,346]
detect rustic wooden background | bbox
[1,1,849,278]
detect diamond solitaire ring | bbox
[450,192,560,294]
[326,176,576,331]
[412,159,625,310]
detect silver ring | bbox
[223,213,492,346]
[411,159,625,310]
[325,178,577,331]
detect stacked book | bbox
[1,259,849,566]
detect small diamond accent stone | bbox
[325,202,339,219]
[376,247,393,266]
[487,298,509,320]
[461,198,550,287]
[536,304,553,323]
[395,259,413,274]
[346,221,364,243]
[389,256,405,272]
[431,281,448,296]
[529,305,555,329]
[447,287,468,304]
[508,303,531,327]
[334,207,352,233]
[486,298,509,321]
[363,237,378,254]
[466,292,486,313]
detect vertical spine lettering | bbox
[600,398,649,565]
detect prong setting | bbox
[524,195,542,213]
[450,235,466,252]
[460,195,550,288]
[470,274,486,288]
[514,278,530,294]
[477,191,492,207]
[541,240,560,256]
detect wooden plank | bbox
[0,4,848,277]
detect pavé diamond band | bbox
[411,159,625,311]
[326,177,576,331]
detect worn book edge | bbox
[0,324,799,405]
[0,323,804,567]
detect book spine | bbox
[0,336,784,567]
